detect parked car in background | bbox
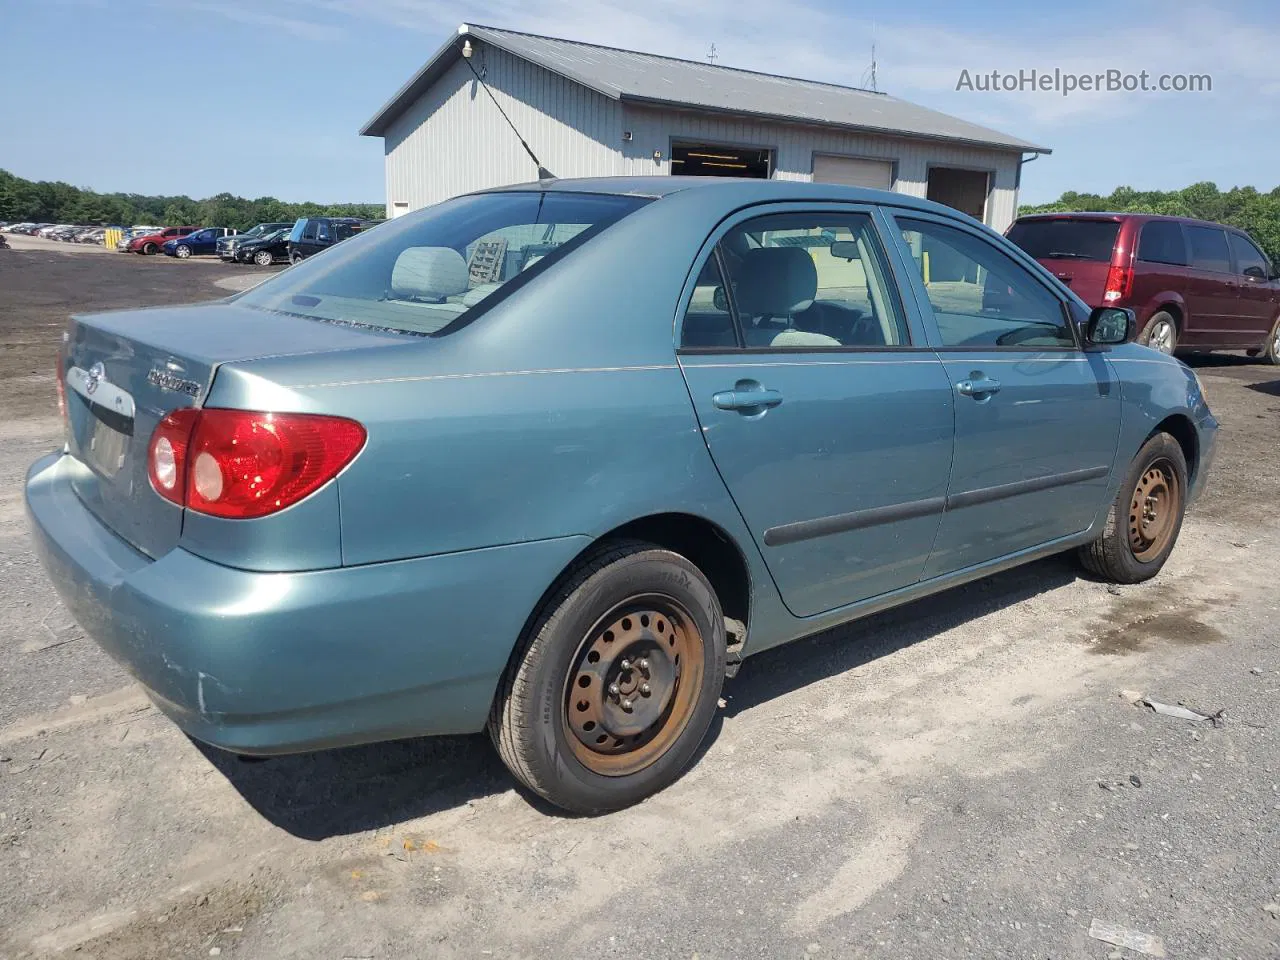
[232,227,292,266]
[116,226,165,251]
[163,227,236,259]
[217,222,294,262]
[27,178,1218,814]
[125,226,200,255]
[1007,212,1280,363]
[287,216,367,262]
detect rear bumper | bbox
[26,452,588,755]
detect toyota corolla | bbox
[26,178,1216,813]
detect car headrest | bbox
[771,329,841,348]
[391,247,469,301]
[734,248,818,317]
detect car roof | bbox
[1014,210,1246,232]
[476,175,973,219]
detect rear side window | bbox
[1186,225,1232,272]
[1006,218,1119,262]
[236,191,650,336]
[1137,221,1187,265]
[1228,232,1270,277]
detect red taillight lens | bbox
[1103,262,1133,303]
[55,357,67,420]
[146,409,365,519]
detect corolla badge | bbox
[85,361,106,395]
[146,366,202,398]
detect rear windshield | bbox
[237,192,650,335]
[1006,218,1120,262]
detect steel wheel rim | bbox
[1128,457,1181,561]
[562,594,704,778]
[1149,320,1174,354]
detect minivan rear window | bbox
[237,192,650,336]
[1006,219,1119,262]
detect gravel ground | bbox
[0,245,1277,960]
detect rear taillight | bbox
[146,409,365,519]
[1103,251,1134,303]
[55,357,67,420]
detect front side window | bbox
[1229,232,1270,278]
[682,211,908,350]
[236,191,649,336]
[1186,225,1232,273]
[1137,220,1187,265]
[316,221,333,242]
[896,216,1074,349]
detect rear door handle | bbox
[956,375,1001,399]
[713,385,783,412]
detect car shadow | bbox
[1244,379,1280,398]
[201,554,1083,838]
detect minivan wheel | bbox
[1078,432,1188,583]
[489,540,727,814]
[1139,311,1177,354]
[1263,316,1280,365]
[254,249,274,266]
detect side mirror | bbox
[713,286,729,313]
[1085,306,1135,346]
[1244,265,1267,280]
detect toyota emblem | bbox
[86,361,106,396]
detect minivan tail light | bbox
[1103,262,1133,303]
[146,409,365,518]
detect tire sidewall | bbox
[1110,433,1189,580]
[1265,316,1280,365]
[519,550,726,812]
[176,245,190,259]
[254,250,273,266]
[142,242,156,255]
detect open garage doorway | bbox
[927,167,991,223]
[671,143,773,178]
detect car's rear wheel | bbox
[175,244,191,259]
[489,541,726,814]
[254,249,274,267]
[142,242,157,255]
[1078,432,1188,583]
[1138,311,1177,354]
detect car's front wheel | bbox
[1078,432,1188,583]
[254,249,274,267]
[1138,311,1178,354]
[175,244,192,259]
[142,242,157,255]
[490,541,727,814]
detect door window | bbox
[683,211,908,350]
[895,217,1074,349]
[316,221,333,243]
[1137,220,1188,265]
[1186,225,1232,273]
[302,221,319,241]
[1229,232,1270,278]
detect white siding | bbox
[619,105,1022,231]
[383,48,622,214]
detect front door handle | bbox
[713,383,784,412]
[956,375,1001,399]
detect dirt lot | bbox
[1,246,1278,960]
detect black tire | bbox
[290,252,302,265]
[1078,433,1188,583]
[142,242,157,255]
[254,249,274,267]
[175,244,191,259]
[489,540,727,814]
[1137,310,1177,354]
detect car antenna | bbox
[461,39,555,181]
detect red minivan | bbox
[1007,212,1280,362]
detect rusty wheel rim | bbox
[1128,457,1181,562]
[563,595,705,777]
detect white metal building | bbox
[361,25,1050,231]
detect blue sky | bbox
[3,0,1277,205]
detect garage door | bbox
[812,155,894,190]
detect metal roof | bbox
[360,24,1051,155]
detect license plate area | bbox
[66,365,137,482]
[85,416,130,480]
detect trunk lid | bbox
[61,302,404,558]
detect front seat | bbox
[732,247,841,348]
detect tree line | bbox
[1019,182,1280,261]
[0,169,383,231]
